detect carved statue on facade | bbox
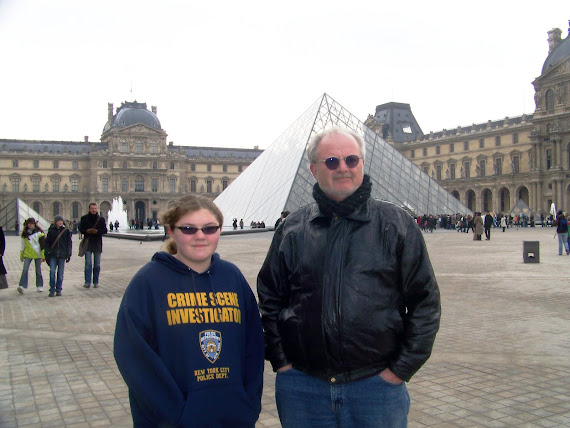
[475,165,480,177]
[534,90,543,109]
[460,167,464,178]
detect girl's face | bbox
[169,208,221,273]
[27,221,36,229]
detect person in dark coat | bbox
[484,211,494,240]
[45,215,72,296]
[257,128,441,428]
[0,226,8,290]
[79,203,107,289]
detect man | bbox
[79,203,107,288]
[257,128,441,428]
[484,211,494,240]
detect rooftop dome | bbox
[542,28,570,75]
[102,101,161,133]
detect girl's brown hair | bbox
[159,194,224,254]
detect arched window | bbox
[545,89,555,110]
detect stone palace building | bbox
[0,101,262,228]
[366,23,570,217]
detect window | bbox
[135,176,144,192]
[33,160,39,168]
[191,163,196,172]
[72,202,79,219]
[152,178,158,192]
[494,158,502,175]
[191,179,197,193]
[121,177,128,192]
[223,179,228,190]
[123,161,127,169]
[207,180,212,193]
[464,162,470,178]
[546,149,552,169]
[423,148,427,156]
[170,162,175,170]
[72,161,78,169]
[12,177,20,192]
[33,202,40,212]
[72,178,79,192]
[449,143,454,153]
[32,177,40,192]
[423,166,429,175]
[207,164,212,172]
[151,141,158,154]
[436,146,440,155]
[13,160,18,168]
[101,177,108,192]
[120,141,128,153]
[169,179,176,193]
[135,140,143,153]
[223,165,227,172]
[464,141,469,151]
[479,139,484,149]
[53,161,59,169]
[512,156,520,174]
[436,165,442,181]
[480,160,486,177]
[152,162,158,170]
[495,136,501,147]
[53,178,60,192]
[238,165,242,172]
[513,133,519,144]
[411,149,415,158]
[450,164,456,179]
[103,160,108,168]
[545,89,555,110]
[402,123,412,134]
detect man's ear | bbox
[309,163,317,179]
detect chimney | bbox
[169,141,174,146]
[108,103,114,120]
[84,136,89,142]
[152,105,157,114]
[547,28,562,54]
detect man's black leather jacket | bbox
[257,199,441,383]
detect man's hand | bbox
[66,257,71,263]
[380,368,404,385]
[87,228,97,235]
[277,364,293,373]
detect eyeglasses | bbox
[175,225,221,235]
[318,155,362,170]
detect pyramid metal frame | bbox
[214,94,471,228]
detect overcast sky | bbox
[0,1,568,149]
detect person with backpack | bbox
[554,210,569,255]
[45,215,72,296]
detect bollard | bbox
[523,241,539,263]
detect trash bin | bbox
[523,241,539,263]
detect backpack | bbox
[557,217,568,234]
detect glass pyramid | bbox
[214,94,471,228]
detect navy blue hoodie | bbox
[114,252,264,427]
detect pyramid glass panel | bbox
[214,94,471,227]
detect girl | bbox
[114,195,264,427]
[18,218,45,294]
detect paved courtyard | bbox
[0,225,569,427]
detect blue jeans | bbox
[19,258,43,289]
[49,257,66,292]
[276,368,409,428]
[84,251,101,285]
[557,233,569,255]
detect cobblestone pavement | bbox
[0,226,568,427]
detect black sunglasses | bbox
[318,155,362,170]
[175,225,221,235]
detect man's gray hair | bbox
[306,128,366,163]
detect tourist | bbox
[79,203,108,289]
[257,128,441,428]
[45,215,72,297]
[0,226,8,291]
[473,212,483,240]
[18,218,45,294]
[553,210,569,255]
[114,220,119,231]
[500,215,507,232]
[484,211,493,240]
[114,194,264,427]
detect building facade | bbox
[0,101,262,228]
[366,24,570,217]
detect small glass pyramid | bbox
[214,94,471,227]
